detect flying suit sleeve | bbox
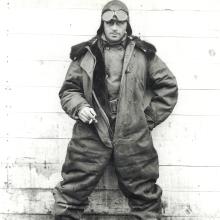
[145,54,178,130]
[59,61,90,120]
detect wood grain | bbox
[1,162,220,192]
[1,87,220,115]
[5,0,220,11]
[4,35,220,63]
[4,9,220,37]
[0,188,220,217]
[1,115,219,166]
[1,60,220,89]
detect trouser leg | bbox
[113,134,162,220]
[53,121,112,219]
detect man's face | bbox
[103,20,127,43]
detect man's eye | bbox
[105,20,126,26]
[117,21,124,25]
[106,20,114,25]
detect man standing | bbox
[53,0,178,219]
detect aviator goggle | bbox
[102,10,128,22]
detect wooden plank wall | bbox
[1,0,220,219]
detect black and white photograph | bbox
[1,0,220,219]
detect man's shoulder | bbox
[70,36,98,61]
[129,35,157,60]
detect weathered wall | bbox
[1,0,220,219]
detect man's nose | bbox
[112,23,118,31]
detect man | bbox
[53,0,178,219]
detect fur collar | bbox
[69,35,156,61]
[69,37,97,61]
[131,36,157,60]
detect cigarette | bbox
[89,119,93,124]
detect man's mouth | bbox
[110,33,118,36]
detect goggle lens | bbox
[102,10,128,22]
